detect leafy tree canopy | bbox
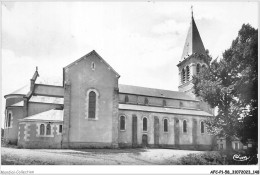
[193,24,258,143]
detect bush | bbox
[219,149,258,165]
[178,149,258,165]
[177,152,223,165]
[1,139,18,148]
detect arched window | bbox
[143,117,147,131]
[182,68,185,83]
[125,95,129,103]
[88,91,96,119]
[163,100,167,107]
[144,98,149,105]
[196,64,201,75]
[40,124,45,135]
[186,66,190,82]
[7,113,11,127]
[46,124,51,135]
[164,119,168,132]
[120,116,126,131]
[183,120,187,133]
[91,62,95,70]
[201,121,205,134]
[59,125,63,133]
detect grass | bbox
[177,149,258,165]
[177,151,223,165]
[1,154,54,165]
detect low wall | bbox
[118,143,212,150]
[18,121,62,149]
[61,142,116,149]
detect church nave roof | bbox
[119,84,198,101]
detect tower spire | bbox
[191,5,193,17]
[180,7,205,61]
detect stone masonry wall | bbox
[61,83,71,148]
[18,121,62,149]
[118,110,213,150]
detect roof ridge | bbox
[64,50,120,77]
[119,84,198,101]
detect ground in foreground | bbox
[1,147,205,165]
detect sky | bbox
[1,1,258,126]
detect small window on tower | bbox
[196,64,201,75]
[182,68,185,83]
[186,66,190,81]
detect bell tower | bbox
[177,7,207,98]
[177,7,214,115]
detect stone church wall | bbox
[18,122,62,149]
[62,52,119,148]
[4,107,24,144]
[118,110,213,150]
[119,93,199,109]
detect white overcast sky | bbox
[1,1,258,124]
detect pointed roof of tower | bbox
[181,10,206,61]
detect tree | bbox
[192,24,258,147]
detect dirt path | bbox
[1,147,203,165]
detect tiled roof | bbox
[20,109,63,122]
[119,104,212,117]
[119,84,197,101]
[35,76,63,86]
[5,84,30,97]
[29,96,64,104]
[10,101,24,107]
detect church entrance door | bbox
[132,115,138,147]
[142,134,148,147]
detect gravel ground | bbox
[1,147,203,165]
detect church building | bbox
[3,13,216,150]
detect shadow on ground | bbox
[69,148,148,155]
